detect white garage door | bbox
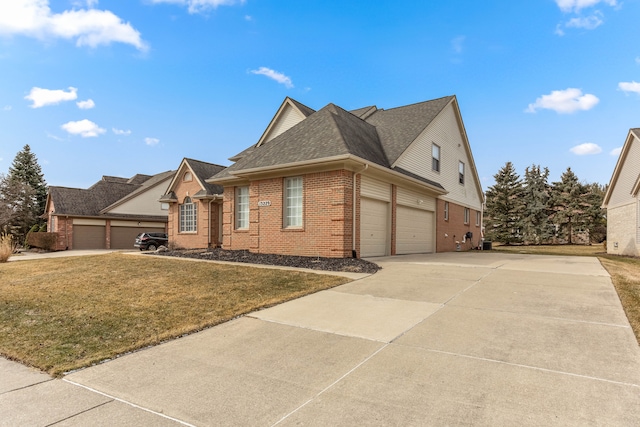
[361,198,389,257]
[396,206,434,254]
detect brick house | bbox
[198,95,483,258]
[602,128,640,256]
[159,158,226,249]
[45,171,174,250]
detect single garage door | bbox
[396,206,434,254]
[361,198,389,257]
[73,225,106,249]
[111,226,165,249]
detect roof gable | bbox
[255,97,315,148]
[364,96,453,164]
[163,158,225,199]
[603,128,640,207]
[48,171,173,217]
[210,103,389,181]
[101,170,175,213]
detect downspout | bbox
[352,163,369,257]
[208,199,214,248]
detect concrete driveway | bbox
[2,252,639,426]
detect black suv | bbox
[134,232,168,251]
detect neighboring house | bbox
[205,95,483,258]
[602,128,640,256]
[45,171,175,250]
[159,158,226,249]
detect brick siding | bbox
[224,170,354,258]
[435,199,482,252]
[167,177,220,249]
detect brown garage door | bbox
[72,225,106,249]
[111,226,165,249]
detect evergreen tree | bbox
[0,145,47,241]
[550,167,587,244]
[485,162,524,244]
[7,144,47,216]
[582,182,607,243]
[522,165,552,244]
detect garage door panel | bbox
[361,198,388,257]
[397,206,433,254]
[72,225,106,249]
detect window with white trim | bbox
[459,161,465,185]
[235,186,249,230]
[432,143,440,172]
[183,171,192,182]
[444,201,449,221]
[464,207,470,224]
[476,211,481,226]
[284,177,303,227]
[179,196,197,232]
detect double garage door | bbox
[360,177,435,258]
[72,220,165,250]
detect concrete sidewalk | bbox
[1,252,639,426]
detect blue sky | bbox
[1,0,639,189]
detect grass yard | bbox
[0,253,350,376]
[493,243,640,345]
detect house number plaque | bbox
[258,200,271,207]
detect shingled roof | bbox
[185,158,225,196]
[49,171,174,217]
[209,96,454,186]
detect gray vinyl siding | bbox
[393,104,482,210]
[264,103,306,144]
[608,135,640,208]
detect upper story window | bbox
[459,161,465,185]
[444,201,449,221]
[183,171,192,182]
[432,143,440,172]
[179,196,197,232]
[284,177,303,227]
[235,186,249,230]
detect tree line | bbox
[0,145,48,243]
[484,162,606,245]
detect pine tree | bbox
[485,162,524,244]
[522,165,552,244]
[1,145,47,241]
[581,182,607,243]
[550,167,587,244]
[8,145,48,216]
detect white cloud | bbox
[618,81,640,95]
[150,0,245,14]
[46,132,64,141]
[145,137,159,146]
[451,35,465,54]
[610,146,622,156]
[250,67,294,88]
[525,88,599,114]
[61,119,105,137]
[25,86,77,108]
[76,98,95,109]
[636,57,640,65]
[555,0,617,13]
[565,14,603,30]
[3,105,11,111]
[570,142,602,155]
[112,127,131,135]
[0,0,147,51]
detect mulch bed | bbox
[153,248,381,274]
